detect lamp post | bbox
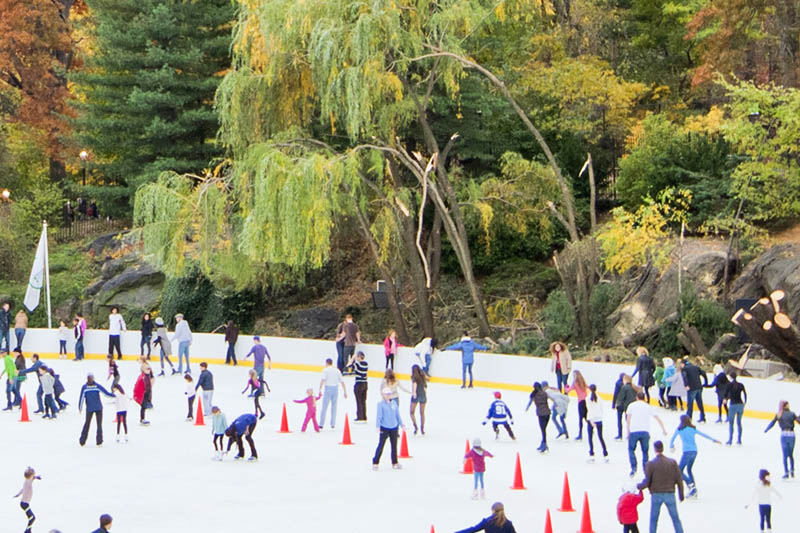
[79,150,88,186]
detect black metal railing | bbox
[55,218,130,243]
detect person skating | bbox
[617,483,644,533]
[78,373,115,446]
[224,320,239,365]
[525,382,551,453]
[13,466,41,533]
[57,319,69,359]
[153,317,177,376]
[195,362,214,416]
[39,366,58,419]
[242,369,270,420]
[413,337,438,375]
[725,373,747,445]
[446,331,488,389]
[455,501,517,533]
[483,391,515,440]
[107,354,120,391]
[705,364,729,423]
[627,391,667,478]
[132,361,153,426]
[564,370,589,440]
[586,384,609,463]
[631,346,656,404]
[91,514,113,533]
[294,388,322,432]
[409,364,428,435]
[764,400,800,479]
[353,351,368,422]
[140,312,153,359]
[682,357,708,423]
[614,374,637,440]
[49,367,67,410]
[654,360,667,408]
[225,413,258,461]
[211,406,228,460]
[383,328,400,369]
[318,358,347,429]
[0,301,11,352]
[372,387,405,470]
[184,373,195,421]
[172,313,192,374]
[746,469,781,532]
[542,382,569,439]
[1,348,19,410]
[73,314,86,361]
[665,359,686,412]
[380,368,410,407]
[18,353,45,414]
[13,348,26,406]
[669,414,721,498]
[465,438,494,499]
[549,341,572,392]
[14,309,27,351]
[244,335,271,381]
[113,383,128,443]
[107,306,126,360]
[636,441,685,533]
[336,313,360,373]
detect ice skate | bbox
[587,457,595,463]
[392,463,402,470]
[480,489,486,499]
[247,456,258,462]
[471,490,479,500]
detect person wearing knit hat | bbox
[705,364,730,423]
[483,391,515,441]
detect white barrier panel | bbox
[15,328,798,419]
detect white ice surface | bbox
[0,359,795,532]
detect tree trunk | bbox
[426,209,442,290]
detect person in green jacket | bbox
[1,350,19,410]
[654,362,666,408]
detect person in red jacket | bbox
[617,485,644,533]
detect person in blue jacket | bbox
[483,391,515,440]
[225,413,258,461]
[18,353,45,414]
[669,414,720,498]
[455,501,517,533]
[78,373,115,447]
[446,331,488,389]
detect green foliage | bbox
[680,283,733,349]
[588,282,623,341]
[542,289,576,343]
[72,0,233,208]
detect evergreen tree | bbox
[72,0,233,209]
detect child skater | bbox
[294,388,322,432]
[39,366,58,419]
[616,483,644,533]
[57,319,69,359]
[113,383,128,443]
[586,384,609,462]
[242,369,270,419]
[746,469,782,532]
[107,354,120,391]
[464,438,494,499]
[211,406,228,461]
[184,373,195,421]
[482,391,515,440]
[13,467,41,533]
[50,367,68,410]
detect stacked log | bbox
[731,290,800,374]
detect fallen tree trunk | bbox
[731,290,800,374]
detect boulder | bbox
[94,263,164,317]
[285,307,341,338]
[101,256,134,280]
[85,231,127,257]
[53,297,81,322]
[708,332,741,362]
[731,243,800,325]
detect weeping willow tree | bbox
[135,0,560,339]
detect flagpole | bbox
[43,220,52,329]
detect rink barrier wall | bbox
[16,328,797,421]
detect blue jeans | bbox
[728,403,744,444]
[555,367,568,392]
[159,347,174,370]
[255,365,265,382]
[320,386,338,428]
[5,379,19,408]
[177,341,191,373]
[473,471,484,489]
[649,492,684,533]
[462,362,473,386]
[14,328,25,350]
[679,451,698,485]
[75,338,84,360]
[0,328,10,351]
[628,431,650,471]
[424,353,431,375]
[552,411,567,436]
[781,434,795,475]
[686,389,705,421]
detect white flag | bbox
[24,226,47,312]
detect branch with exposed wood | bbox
[731,290,800,374]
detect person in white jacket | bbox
[586,384,608,462]
[113,383,128,442]
[172,314,193,374]
[39,366,58,419]
[108,307,126,360]
[413,337,438,376]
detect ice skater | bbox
[705,364,729,423]
[78,373,115,447]
[446,331,488,389]
[483,391,515,440]
[372,387,405,470]
[669,414,720,498]
[153,317,177,376]
[132,363,152,426]
[455,502,516,533]
[113,383,128,443]
[682,357,708,422]
[13,466,41,533]
[549,341,572,392]
[746,469,782,532]
[184,373,195,420]
[57,319,69,359]
[1,348,19,409]
[543,381,569,439]
[91,514,113,533]
[353,351,368,422]
[665,358,686,411]
[764,400,800,479]
[242,368,270,419]
[294,388,322,432]
[631,346,655,404]
[211,406,228,460]
[526,382,551,453]
[380,368,409,406]
[626,391,667,478]
[725,373,747,445]
[195,362,214,416]
[319,358,346,429]
[564,370,588,440]
[107,354,120,391]
[409,364,428,435]
[613,374,637,440]
[244,335,271,381]
[465,438,494,499]
[383,328,400,369]
[39,366,58,419]
[616,484,644,533]
[225,413,258,461]
[586,384,608,462]
[636,441,685,533]
[49,367,67,410]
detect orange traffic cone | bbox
[399,429,412,458]
[510,452,526,490]
[430,526,435,533]
[544,509,553,533]
[277,403,291,433]
[577,492,595,533]
[460,439,474,474]
[194,395,205,426]
[339,414,354,445]
[19,394,30,423]
[558,472,575,512]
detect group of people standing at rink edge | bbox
[4,300,800,533]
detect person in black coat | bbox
[91,513,112,533]
[224,320,239,365]
[455,502,517,533]
[631,346,656,403]
[682,357,709,422]
[140,313,154,360]
[705,364,729,423]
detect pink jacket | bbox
[465,448,494,473]
[383,336,401,356]
[564,383,588,401]
[294,394,322,412]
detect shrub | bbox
[588,282,623,342]
[542,289,576,343]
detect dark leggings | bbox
[658,387,666,406]
[623,524,639,533]
[21,501,34,532]
[642,386,651,404]
[386,354,394,369]
[109,335,122,359]
[616,408,625,438]
[577,400,587,438]
[117,411,128,434]
[254,395,264,418]
[588,421,608,456]
[538,414,549,447]
[759,504,771,530]
[188,396,195,419]
[716,394,728,420]
[141,335,151,357]
[140,391,151,421]
[214,434,224,451]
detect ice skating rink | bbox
[1,358,795,532]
